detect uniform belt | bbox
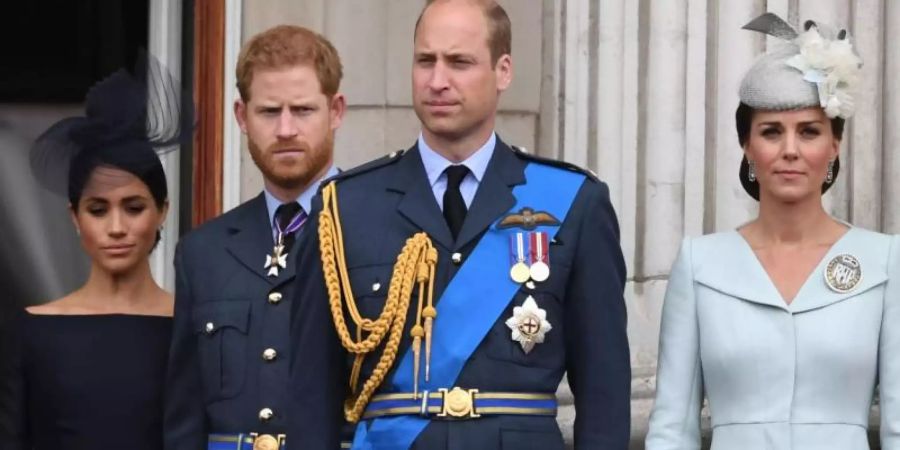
[208,433,352,449]
[207,433,285,450]
[363,387,558,420]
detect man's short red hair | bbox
[236,25,343,101]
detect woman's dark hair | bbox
[735,102,844,200]
[67,146,168,209]
[68,144,168,246]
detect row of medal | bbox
[506,231,553,354]
[508,231,551,284]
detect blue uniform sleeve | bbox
[164,242,209,450]
[645,238,703,450]
[564,181,631,449]
[287,202,347,449]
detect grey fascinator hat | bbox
[737,13,862,200]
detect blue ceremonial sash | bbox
[352,162,586,450]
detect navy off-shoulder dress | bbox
[0,310,172,450]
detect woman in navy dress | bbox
[0,57,184,450]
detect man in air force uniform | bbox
[166,26,346,450]
[289,1,630,449]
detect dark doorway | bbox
[0,1,152,321]
[0,1,150,103]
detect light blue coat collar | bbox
[692,227,889,313]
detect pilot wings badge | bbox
[505,296,552,354]
[498,207,560,231]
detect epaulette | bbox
[509,145,599,182]
[328,148,408,184]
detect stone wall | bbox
[238,0,544,199]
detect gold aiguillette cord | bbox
[318,181,438,423]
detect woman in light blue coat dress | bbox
[646,13,900,450]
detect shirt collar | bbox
[417,132,496,187]
[264,165,339,227]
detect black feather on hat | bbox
[29,51,190,203]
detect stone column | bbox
[848,0,886,230]
[885,0,900,232]
[148,0,182,289]
[710,0,765,231]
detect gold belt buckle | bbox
[437,387,481,419]
[250,433,286,450]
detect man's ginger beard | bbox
[248,131,334,192]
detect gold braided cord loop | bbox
[318,182,437,423]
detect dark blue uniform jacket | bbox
[289,139,629,450]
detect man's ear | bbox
[329,93,347,131]
[235,99,249,133]
[495,54,513,92]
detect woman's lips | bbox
[101,244,135,256]
[774,170,805,180]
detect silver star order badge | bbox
[505,296,552,354]
[264,244,288,277]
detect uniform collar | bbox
[417,132,496,187]
[264,165,339,227]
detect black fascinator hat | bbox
[30,52,189,208]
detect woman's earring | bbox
[825,160,835,183]
[748,160,757,182]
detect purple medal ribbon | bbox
[274,209,308,245]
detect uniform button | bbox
[451,253,462,264]
[268,292,282,304]
[205,322,215,334]
[262,348,277,361]
[372,282,381,292]
[259,407,274,422]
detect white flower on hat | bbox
[785,26,862,119]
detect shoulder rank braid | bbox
[318,181,439,423]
